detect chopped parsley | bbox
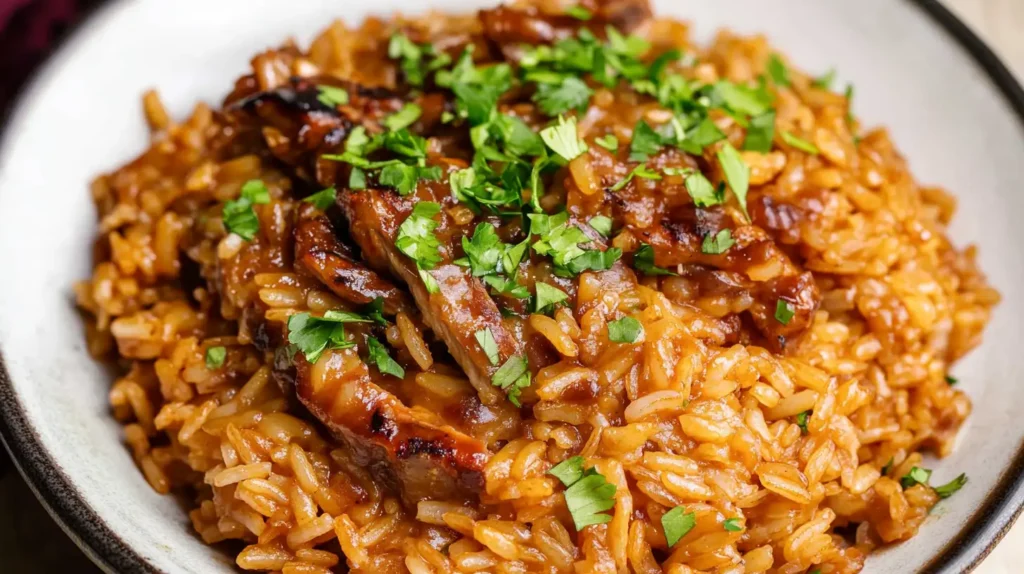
[316,85,349,107]
[396,202,443,271]
[684,172,724,207]
[362,297,387,326]
[609,164,661,192]
[492,355,531,406]
[900,466,968,499]
[387,33,451,87]
[743,111,776,153]
[775,299,795,325]
[781,131,820,154]
[565,5,593,20]
[701,229,735,255]
[595,134,619,152]
[534,282,569,313]
[629,120,664,161]
[881,457,894,476]
[813,69,836,89]
[530,213,620,276]
[945,375,958,386]
[795,410,810,434]
[714,81,772,118]
[222,179,271,241]
[303,187,337,210]
[678,117,726,154]
[540,115,589,162]
[935,473,969,499]
[717,143,750,220]
[366,337,405,378]
[548,456,617,530]
[457,223,506,276]
[535,76,593,116]
[633,243,676,276]
[767,54,790,86]
[588,215,613,237]
[205,346,226,369]
[662,506,697,547]
[607,317,643,343]
[287,311,370,363]
[384,103,423,132]
[723,518,743,532]
[474,328,500,366]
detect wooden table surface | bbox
[2,1,1023,572]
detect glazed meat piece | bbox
[294,205,414,316]
[275,348,490,505]
[340,186,523,406]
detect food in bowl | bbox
[74,0,999,571]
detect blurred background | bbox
[0,0,1022,572]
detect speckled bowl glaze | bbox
[0,0,1022,572]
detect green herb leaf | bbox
[767,54,790,87]
[565,5,593,20]
[535,282,569,313]
[678,117,726,155]
[565,248,622,275]
[535,76,593,116]
[795,410,810,434]
[629,120,664,161]
[775,299,795,325]
[287,312,360,364]
[633,243,676,276]
[475,328,500,366]
[813,69,836,89]
[379,164,442,195]
[608,317,643,343]
[685,172,724,208]
[743,111,776,153]
[723,518,743,532]
[388,33,426,86]
[419,269,440,294]
[945,375,958,386]
[458,223,505,276]
[900,466,932,489]
[362,297,387,326]
[714,81,772,117]
[541,115,589,162]
[565,469,617,530]
[595,134,619,152]
[588,215,613,237]
[701,229,735,255]
[492,355,531,406]
[222,179,271,241]
[396,202,443,270]
[303,187,337,210]
[717,143,750,220]
[609,164,661,192]
[349,168,367,190]
[662,506,697,547]
[549,456,586,486]
[384,103,423,132]
[934,473,968,499]
[881,457,894,476]
[367,336,405,378]
[205,346,226,369]
[781,131,820,154]
[317,85,350,107]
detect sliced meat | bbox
[274,348,490,505]
[294,206,414,315]
[339,187,523,406]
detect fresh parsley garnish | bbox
[781,131,820,154]
[767,54,790,86]
[303,187,337,210]
[684,172,724,207]
[595,134,619,152]
[588,215,613,237]
[534,282,569,313]
[287,311,368,363]
[609,164,661,192]
[633,243,676,276]
[701,229,735,255]
[474,328,500,366]
[492,355,531,406]
[900,466,932,489]
[222,179,271,241]
[795,410,810,434]
[945,375,958,385]
[384,103,423,132]
[366,336,405,378]
[530,213,620,276]
[548,456,617,530]
[205,346,226,369]
[881,457,894,476]
[316,85,349,107]
[678,117,726,154]
[775,300,795,325]
[717,143,750,220]
[541,115,588,162]
[662,506,696,547]
[565,5,593,20]
[535,76,593,116]
[723,518,743,532]
[629,120,664,161]
[934,473,969,499]
[813,69,836,89]
[396,202,443,271]
[743,111,776,153]
[607,317,643,343]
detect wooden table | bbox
[1,1,1022,572]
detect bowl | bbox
[1,0,1022,571]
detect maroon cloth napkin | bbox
[0,0,104,116]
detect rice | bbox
[74,1,998,572]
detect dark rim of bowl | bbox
[0,1,1023,573]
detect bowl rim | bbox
[1,1,1022,572]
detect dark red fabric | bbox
[0,0,104,116]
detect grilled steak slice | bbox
[275,349,489,505]
[339,187,523,406]
[294,206,414,315]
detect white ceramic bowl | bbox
[1,0,1022,572]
